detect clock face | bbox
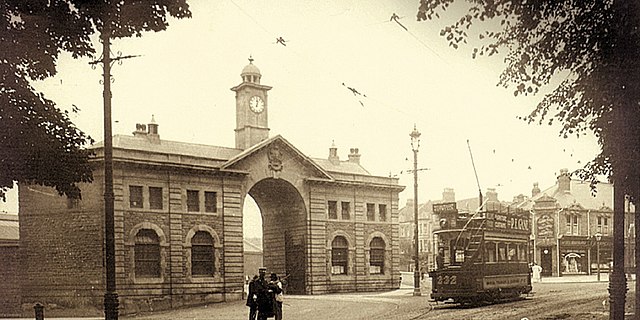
[249,96,265,113]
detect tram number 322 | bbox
[437,275,457,285]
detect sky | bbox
[1,0,601,237]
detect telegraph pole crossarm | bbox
[89,26,139,320]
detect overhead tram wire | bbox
[227,0,419,120]
[382,13,450,67]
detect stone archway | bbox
[248,178,307,294]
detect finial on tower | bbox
[248,55,254,64]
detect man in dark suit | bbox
[246,274,259,320]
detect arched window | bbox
[331,236,348,275]
[369,237,385,274]
[135,229,161,278]
[191,231,215,276]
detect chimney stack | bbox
[486,188,499,202]
[442,188,456,202]
[328,141,340,165]
[557,168,570,192]
[133,123,147,137]
[532,182,541,197]
[347,148,361,164]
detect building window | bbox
[566,215,579,235]
[135,229,161,278]
[598,216,609,235]
[370,237,385,274]
[366,203,375,221]
[379,204,387,222]
[149,187,163,210]
[205,191,217,213]
[191,231,215,276]
[328,201,338,219]
[331,236,348,275]
[129,185,143,208]
[341,201,350,220]
[187,190,200,212]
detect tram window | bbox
[498,243,507,261]
[449,238,468,264]
[485,242,496,263]
[508,245,517,261]
[518,244,527,261]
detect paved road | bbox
[120,279,635,320]
[16,276,630,320]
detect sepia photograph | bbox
[1,1,639,319]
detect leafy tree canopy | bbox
[0,0,191,201]
[417,0,640,200]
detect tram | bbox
[429,202,532,304]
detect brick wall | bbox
[19,182,105,317]
[0,245,20,317]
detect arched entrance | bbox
[248,178,307,294]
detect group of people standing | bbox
[246,267,284,320]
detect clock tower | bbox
[231,57,272,150]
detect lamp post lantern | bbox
[594,232,602,282]
[410,125,421,297]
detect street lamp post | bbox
[410,125,421,297]
[594,232,602,282]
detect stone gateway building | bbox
[14,60,404,316]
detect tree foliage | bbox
[0,0,191,200]
[417,0,640,200]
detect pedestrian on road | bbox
[270,273,284,320]
[532,262,542,282]
[436,248,445,269]
[256,267,275,320]
[246,275,259,320]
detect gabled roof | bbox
[221,135,333,180]
[518,179,614,211]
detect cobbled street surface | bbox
[121,276,636,320]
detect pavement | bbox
[4,273,634,320]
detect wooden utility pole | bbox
[90,25,139,320]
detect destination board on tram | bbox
[432,202,457,214]
[485,211,530,233]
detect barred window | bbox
[129,185,143,208]
[328,201,338,219]
[369,237,385,274]
[149,187,163,210]
[331,236,348,275]
[191,231,215,276]
[187,190,199,212]
[204,191,217,213]
[135,229,160,278]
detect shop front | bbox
[558,235,612,276]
